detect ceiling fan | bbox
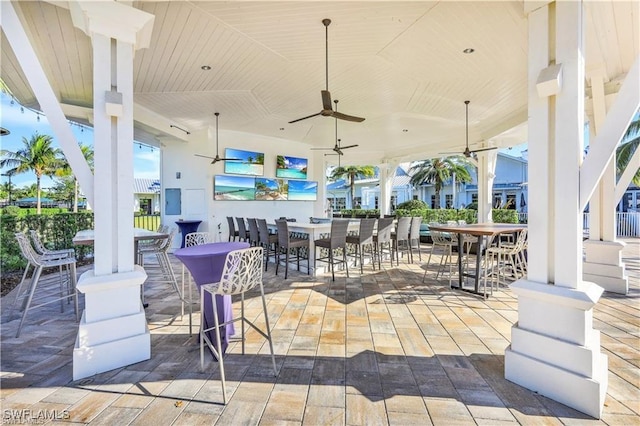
[288,19,365,124]
[440,100,497,158]
[312,100,359,155]
[194,112,240,164]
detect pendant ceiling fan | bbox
[440,100,497,158]
[288,19,365,124]
[194,112,241,164]
[312,100,359,155]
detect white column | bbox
[379,160,398,216]
[476,150,497,223]
[583,70,628,294]
[505,1,608,419]
[71,2,155,380]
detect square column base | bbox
[73,267,150,380]
[505,279,608,419]
[583,240,628,294]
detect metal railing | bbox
[517,212,640,237]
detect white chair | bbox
[199,246,277,404]
[422,228,458,287]
[484,228,528,292]
[12,233,78,337]
[138,227,181,310]
[182,231,212,334]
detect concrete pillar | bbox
[69,1,155,380]
[583,70,628,294]
[505,1,608,418]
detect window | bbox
[506,194,516,210]
[430,195,436,209]
[413,195,418,200]
[353,197,362,208]
[445,194,453,209]
[139,198,152,214]
[471,194,478,204]
[374,196,379,209]
[493,193,502,208]
[331,197,346,211]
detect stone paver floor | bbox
[1,239,638,425]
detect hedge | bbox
[1,212,94,273]
[395,208,518,224]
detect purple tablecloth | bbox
[174,242,249,356]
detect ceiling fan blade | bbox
[288,111,322,124]
[339,144,358,150]
[332,111,365,123]
[195,154,216,160]
[471,147,498,153]
[321,90,332,111]
[310,147,334,150]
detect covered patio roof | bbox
[1,1,637,163]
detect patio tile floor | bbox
[1,239,638,425]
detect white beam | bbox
[615,148,640,205]
[580,56,640,211]
[1,1,94,206]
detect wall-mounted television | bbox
[214,175,256,200]
[287,180,318,201]
[224,148,264,176]
[255,178,287,201]
[276,155,308,179]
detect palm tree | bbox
[54,144,94,212]
[0,132,62,214]
[329,165,376,208]
[617,114,639,185]
[409,156,472,209]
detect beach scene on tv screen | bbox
[255,178,288,201]
[224,148,264,176]
[276,155,307,179]
[288,180,317,201]
[214,175,256,200]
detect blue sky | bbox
[0,92,160,189]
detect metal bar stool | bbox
[314,219,350,281]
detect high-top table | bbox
[174,241,249,356]
[73,227,168,264]
[174,220,202,248]
[428,223,527,298]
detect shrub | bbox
[2,206,21,216]
[396,200,428,210]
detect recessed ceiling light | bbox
[463,48,475,54]
[201,65,211,70]
[402,129,409,133]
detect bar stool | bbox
[373,217,394,269]
[257,219,278,270]
[182,231,212,334]
[346,218,376,273]
[275,220,309,279]
[226,217,239,241]
[314,219,350,281]
[199,247,277,404]
[409,216,423,262]
[391,216,412,265]
[12,233,79,338]
[236,217,249,242]
[246,218,260,247]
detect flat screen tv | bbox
[276,155,308,179]
[287,180,317,201]
[255,178,287,201]
[214,175,256,200]
[223,148,264,176]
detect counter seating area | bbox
[0,238,637,424]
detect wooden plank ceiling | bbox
[1,1,638,164]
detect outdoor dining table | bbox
[174,241,249,356]
[267,220,360,275]
[428,223,527,298]
[72,227,168,264]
